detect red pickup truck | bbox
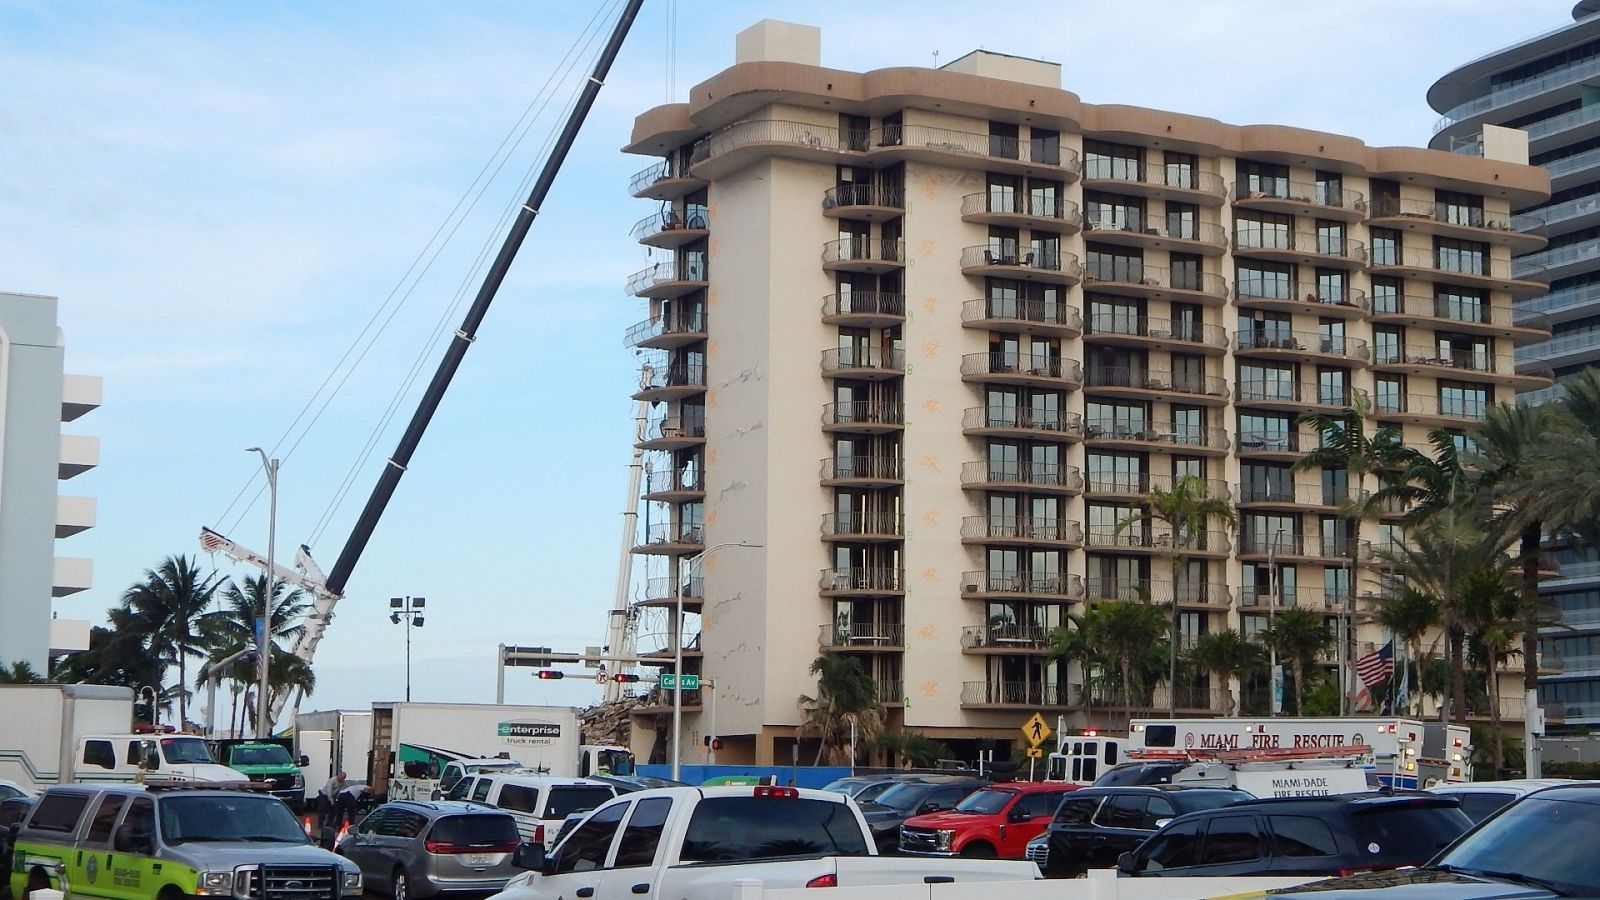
[897,781,1078,859]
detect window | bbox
[1084,140,1141,180]
[1200,816,1263,864]
[613,798,672,868]
[1315,221,1345,256]
[429,814,518,845]
[1015,791,1066,819]
[556,802,627,873]
[1146,796,1177,823]
[1235,262,1292,300]
[1238,160,1289,198]
[1375,376,1403,412]
[445,778,474,802]
[1436,189,1484,227]
[28,792,91,833]
[989,121,1019,160]
[1166,202,1199,240]
[1439,381,1489,418]
[546,786,618,820]
[379,810,430,839]
[1370,228,1399,266]
[1094,795,1146,829]
[1235,212,1290,252]
[1436,287,1487,324]
[1373,327,1401,364]
[1238,413,1293,451]
[1164,151,1199,189]
[1436,237,1486,276]
[471,779,493,802]
[1314,269,1346,305]
[1029,127,1060,166]
[1315,171,1343,208]
[1170,253,1203,291]
[680,797,870,862]
[82,740,116,770]
[1053,796,1101,825]
[123,798,154,845]
[85,794,127,845]
[494,784,537,813]
[1085,246,1142,282]
[1142,819,1202,871]
[1370,276,1401,314]
[1084,192,1144,231]
[1269,815,1339,857]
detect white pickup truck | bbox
[489,785,1039,900]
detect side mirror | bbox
[298,756,311,768]
[918,802,943,815]
[1007,808,1031,823]
[512,841,546,871]
[1153,818,1172,829]
[142,748,161,771]
[1116,851,1138,874]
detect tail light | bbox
[425,841,519,854]
[805,874,838,888]
[532,824,546,845]
[755,786,800,799]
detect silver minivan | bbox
[337,800,521,900]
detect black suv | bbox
[1091,761,1188,787]
[1045,785,1247,877]
[857,776,988,853]
[1119,792,1472,878]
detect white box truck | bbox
[295,709,373,788]
[0,684,133,791]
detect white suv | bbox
[444,773,615,847]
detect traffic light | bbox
[703,736,722,750]
[534,670,565,680]
[611,673,641,683]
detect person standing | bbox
[320,770,348,830]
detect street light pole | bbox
[246,448,278,739]
[390,597,426,701]
[674,542,760,781]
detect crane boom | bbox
[603,400,651,703]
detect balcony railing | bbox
[960,460,1084,491]
[822,291,905,319]
[1083,527,1232,553]
[822,237,905,266]
[628,160,672,196]
[819,566,904,592]
[961,681,1080,707]
[1084,577,1232,607]
[624,311,707,348]
[961,352,1082,382]
[1516,240,1600,276]
[1086,686,1226,713]
[962,298,1082,331]
[961,570,1082,598]
[638,416,705,443]
[820,456,903,482]
[1229,180,1366,214]
[643,468,703,495]
[960,192,1082,226]
[640,575,702,604]
[636,362,706,392]
[1237,533,1356,558]
[1082,262,1229,297]
[1532,192,1600,231]
[1231,230,1367,263]
[627,259,708,295]
[822,401,904,428]
[1085,314,1228,348]
[1234,330,1369,360]
[629,206,709,242]
[820,622,906,648]
[1517,327,1600,363]
[1235,381,1365,407]
[1231,280,1370,312]
[639,522,704,546]
[821,511,904,538]
[821,346,906,375]
[1373,392,1491,421]
[1373,345,1524,377]
[1240,586,1354,611]
[960,515,1083,543]
[961,406,1084,436]
[1235,431,1313,454]
[690,119,862,166]
[960,244,1082,278]
[960,624,1055,650]
[875,679,904,704]
[1236,482,1359,506]
[1084,473,1230,500]
[1367,198,1542,235]
[1371,293,1543,331]
[1085,366,1228,399]
[1433,54,1600,134]
[1081,162,1227,196]
[823,183,904,212]
[1082,213,1227,245]
[1083,420,1230,450]
[872,124,1083,171]
[1369,247,1543,284]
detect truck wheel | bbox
[391,869,409,900]
[960,842,996,858]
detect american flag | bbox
[1356,640,1394,687]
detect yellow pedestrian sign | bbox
[1020,712,1052,748]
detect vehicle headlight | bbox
[293,773,305,789]
[341,871,363,895]
[935,830,956,851]
[196,872,233,895]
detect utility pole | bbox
[247,448,278,739]
[390,597,426,701]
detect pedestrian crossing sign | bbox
[1021,712,1051,748]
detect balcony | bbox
[1229,180,1367,222]
[1080,162,1227,205]
[1083,577,1232,609]
[636,416,705,451]
[820,511,904,542]
[52,557,93,597]
[822,401,904,434]
[628,158,705,201]
[1240,587,1354,613]
[821,346,905,380]
[1518,327,1600,369]
[961,352,1082,389]
[689,119,866,178]
[624,310,707,350]
[1083,473,1230,502]
[1234,381,1366,412]
[1083,315,1228,355]
[55,495,96,539]
[1083,420,1230,455]
[960,570,1083,600]
[1434,54,1600,135]
[1083,526,1232,557]
[1370,294,1549,345]
[1373,392,1492,426]
[960,245,1081,285]
[630,206,709,250]
[1081,262,1229,305]
[1516,240,1600,282]
[819,622,905,651]
[1235,430,1318,459]
[1533,192,1600,235]
[1084,686,1226,715]
[961,298,1082,337]
[627,259,707,299]
[632,522,705,556]
[961,407,1083,442]
[1230,230,1366,269]
[875,679,905,706]
[867,124,1083,180]
[1231,281,1369,318]
[1081,213,1227,256]
[960,192,1082,233]
[822,291,905,327]
[58,434,100,479]
[820,455,903,487]
[961,681,1080,709]
[1371,345,1550,389]
[822,237,905,274]
[1367,247,1546,297]
[822,184,905,222]
[637,575,702,609]
[61,374,102,423]
[960,460,1084,495]
[1235,481,1361,510]
[819,567,905,595]
[632,361,706,402]
[1237,532,1356,562]
[1367,198,1546,254]
[959,515,1083,547]
[1233,330,1369,364]
[642,468,705,503]
[961,625,1056,654]
[1084,366,1229,405]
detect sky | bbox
[0,0,1580,717]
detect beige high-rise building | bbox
[619,21,1555,765]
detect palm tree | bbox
[1460,566,1522,776]
[1187,629,1265,715]
[201,574,312,730]
[1532,369,1600,541]
[122,556,225,727]
[1376,588,1439,716]
[797,654,881,765]
[1262,607,1333,715]
[0,661,47,683]
[875,730,951,768]
[1085,600,1170,721]
[1116,475,1237,714]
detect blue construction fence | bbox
[637,764,852,789]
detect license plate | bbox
[464,853,494,867]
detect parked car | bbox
[0,781,34,803]
[1118,791,1473,878]
[443,773,617,848]
[1092,761,1188,786]
[1426,778,1579,823]
[337,800,524,900]
[1274,783,1600,898]
[590,775,685,794]
[899,781,1077,858]
[0,794,37,884]
[820,774,933,804]
[856,776,988,853]
[1024,831,1049,871]
[1044,784,1248,877]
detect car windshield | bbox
[160,738,215,765]
[872,783,932,813]
[1436,794,1600,896]
[953,790,1015,815]
[231,746,293,766]
[820,779,864,796]
[159,795,307,844]
[681,797,869,862]
[1351,802,1472,865]
[854,781,903,803]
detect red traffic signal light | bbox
[611,673,641,683]
[534,670,565,680]
[703,736,722,750]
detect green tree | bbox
[1187,629,1265,715]
[875,730,951,768]
[797,654,881,766]
[1080,600,1170,720]
[51,619,166,702]
[0,660,47,683]
[201,574,313,731]
[122,555,225,727]
[1376,588,1440,716]
[1461,566,1522,776]
[1262,607,1332,715]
